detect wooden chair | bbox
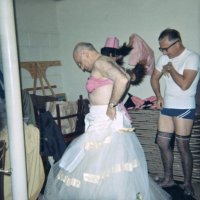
[35,95,89,194]
[30,93,89,145]
[53,95,89,144]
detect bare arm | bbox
[162,62,198,90]
[95,58,130,119]
[151,68,164,108]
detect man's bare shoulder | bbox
[94,56,113,70]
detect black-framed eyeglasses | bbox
[159,40,179,52]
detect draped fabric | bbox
[0,69,5,100]
[39,111,66,162]
[43,105,171,200]
[0,124,45,200]
[22,90,36,125]
[128,33,155,75]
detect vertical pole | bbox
[0,0,28,199]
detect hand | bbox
[157,96,164,109]
[106,107,116,120]
[162,62,173,77]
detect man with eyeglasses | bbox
[151,28,200,197]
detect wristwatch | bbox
[108,102,117,108]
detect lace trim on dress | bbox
[56,159,139,187]
[83,159,139,184]
[84,136,112,151]
[57,171,81,188]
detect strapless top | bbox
[86,76,113,93]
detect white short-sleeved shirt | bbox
[156,49,200,109]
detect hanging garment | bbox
[39,111,66,162]
[128,33,155,75]
[1,124,45,200]
[22,90,36,125]
[124,94,158,110]
[0,70,5,100]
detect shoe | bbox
[156,178,176,188]
[184,186,195,197]
[183,193,196,200]
[159,181,176,188]
[179,184,195,198]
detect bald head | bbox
[73,42,97,59]
[73,42,100,72]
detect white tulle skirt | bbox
[43,105,171,200]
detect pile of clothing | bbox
[124,93,158,110]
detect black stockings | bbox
[176,135,194,195]
[156,131,194,195]
[156,131,175,186]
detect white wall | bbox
[14,0,63,96]
[56,0,200,101]
[14,0,200,101]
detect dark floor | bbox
[39,162,200,200]
[163,181,200,200]
[38,181,200,200]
